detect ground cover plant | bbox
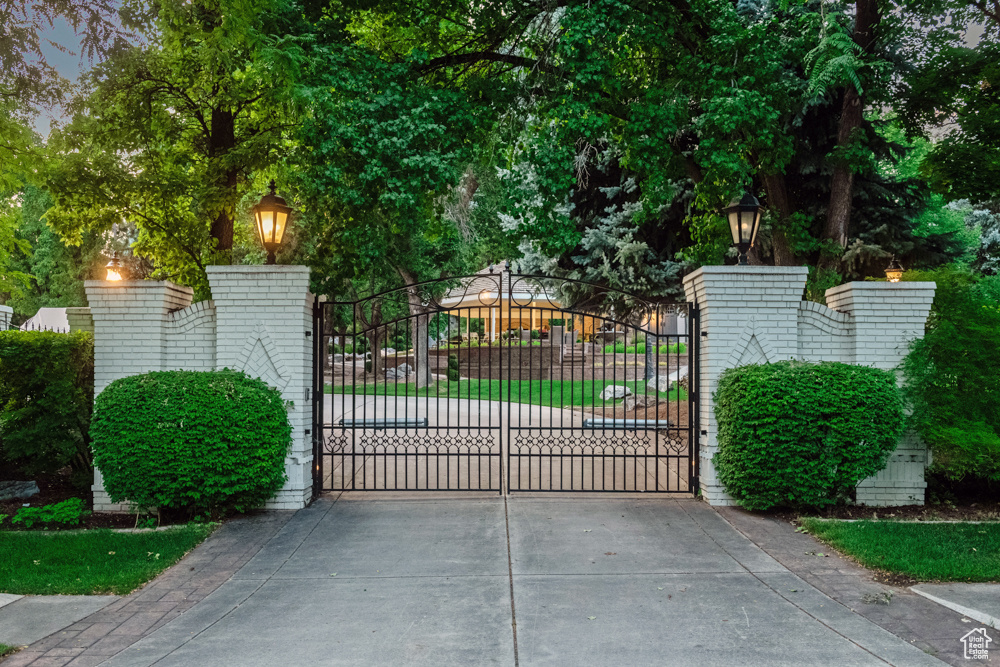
[0,525,215,595]
[800,519,1000,582]
[714,361,904,510]
[91,370,291,518]
[329,379,684,406]
[0,644,16,659]
[8,498,89,529]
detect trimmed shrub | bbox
[447,354,460,382]
[0,331,94,483]
[714,361,903,510]
[91,370,291,517]
[901,268,1000,482]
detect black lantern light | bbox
[105,253,124,282]
[722,192,763,265]
[253,180,292,265]
[884,255,903,283]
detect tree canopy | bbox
[1,0,995,315]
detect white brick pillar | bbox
[206,265,314,510]
[66,306,95,334]
[825,281,936,506]
[0,305,12,330]
[683,266,809,506]
[85,280,194,510]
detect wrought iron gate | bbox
[312,269,698,495]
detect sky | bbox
[33,18,88,135]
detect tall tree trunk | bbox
[357,301,385,377]
[209,107,236,254]
[821,0,880,269]
[761,173,798,266]
[397,267,433,388]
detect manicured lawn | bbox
[0,525,216,595]
[328,379,686,406]
[800,518,1000,582]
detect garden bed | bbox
[0,467,137,530]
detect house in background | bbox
[19,307,70,332]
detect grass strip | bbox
[328,379,685,405]
[800,518,1000,582]
[0,524,215,595]
[0,643,17,658]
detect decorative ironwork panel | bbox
[311,268,698,496]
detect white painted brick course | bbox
[683,267,935,508]
[86,267,315,512]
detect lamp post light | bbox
[253,180,292,265]
[105,253,124,282]
[884,255,903,282]
[722,192,763,265]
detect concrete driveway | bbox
[100,495,941,667]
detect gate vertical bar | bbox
[312,299,323,498]
[689,302,700,495]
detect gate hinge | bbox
[305,330,312,337]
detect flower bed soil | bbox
[3,467,154,530]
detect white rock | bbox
[599,385,632,401]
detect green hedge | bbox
[901,268,1000,482]
[0,330,94,484]
[91,370,291,517]
[714,361,903,510]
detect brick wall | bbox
[683,266,936,508]
[0,305,11,330]
[84,266,315,511]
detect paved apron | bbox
[99,496,943,667]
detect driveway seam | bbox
[502,493,519,667]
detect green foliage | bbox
[6,185,105,319]
[0,331,94,478]
[11,498,90,529]
[530,329,540,340]
[548,319,566,326]
[714,361,904,510]
[447,354,460,382]
[902,268,1000,481]
[45,0,308,291]
[90,370,291,517]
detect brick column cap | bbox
[826,281,936,299]
[683,264,809,286]
[0,305,11,314]
[205,265,310,277]
[85,279,193,295]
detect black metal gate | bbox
[312,269,698,495]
